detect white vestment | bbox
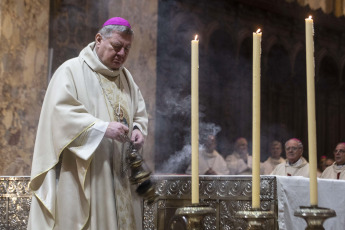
[271,157,309,177]
[28,42,148,230]
[261,157,285,175]
[226,152,252,175]
[186,149,229,175]
[321,163,345,180]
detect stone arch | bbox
[315,48,340,82]
[265,43,291,88]
[280,36,296,72]
[200,27,237,155]
[236,28,252,58]
[206,28,235,75]
[316,55,340,157]
[291,48,307,148]
[290,42,304,78]
[317,54,339,91]
[261,42,294,155]
[292,46,306,87]
[341,56,345,87]
[237,35,252,69]
[203,21,221,53]
[263,35,278,68]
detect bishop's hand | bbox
[105,121,129,143]
[131,128,144,149]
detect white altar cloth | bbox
[276,176,345,230]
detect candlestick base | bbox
[294,206,336,230]
[170,204,216,230]
[235,209,275,230]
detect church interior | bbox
[1,0,345,229]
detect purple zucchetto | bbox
[102,17,131,28]
[290,138,302,143]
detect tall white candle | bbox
[191,35,199,204]
[252,29,262,209]
[305,16,318,206]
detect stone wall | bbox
[0,0,49,175]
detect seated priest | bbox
[271,138,309,177]
[226,137,252,175]
[319,156,334,173]
[321,142,345,180]
[186,134,229,175]
[261,140,285,175]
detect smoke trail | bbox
[158,90,191,117]
[155,145,191,174]
[156,121,221,173]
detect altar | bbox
[144,175,345,230]
[143,175,278,229]
[275,176,345,230]
[1,175,345,229]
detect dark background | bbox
[154,0,345,173]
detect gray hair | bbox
[98,25,133,38]
[285,138,303,149]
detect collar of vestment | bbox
[334,162,345,170]
[202,149,217,158]
[81,42,122,77]
[287,157,306,168]
[269,157,284,165]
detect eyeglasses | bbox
[285,147,300,151]
[334,149,345,154]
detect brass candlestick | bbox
[294,206,336,230]
[126,144,158,204]
[170,204,216,230]
[235,209,275,230]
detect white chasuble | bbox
[321,163,345,180]
[271,157,309,177]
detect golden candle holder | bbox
[235,209,275,230]
[294,206,336,230]
[170,204,216,230]
[126,145,158,204]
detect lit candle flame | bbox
[194,35,198,40]
[309,15,312,19]
[256,29,261,33]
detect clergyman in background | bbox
[226,137,252,175]
[186,134,229,175]
[321,142,345,180]
[261,140,285,175]
[271,138,309,177]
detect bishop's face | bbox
[334,143,345,165]
[95,31,132,70]
[285,140,303,164]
